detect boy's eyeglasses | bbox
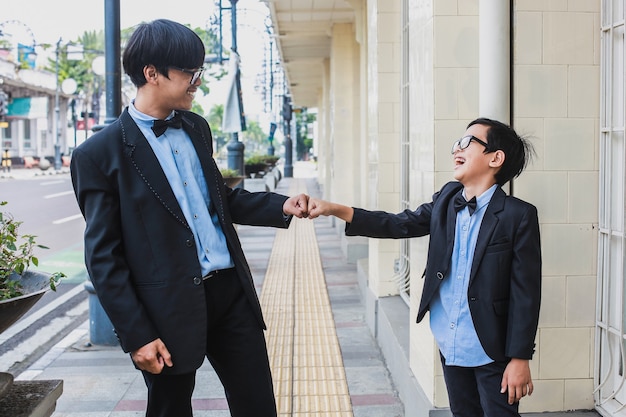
[169,66,205,85]
[451,135,492,154]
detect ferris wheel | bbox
[0,19,37,48]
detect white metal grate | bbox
[596,0,626,414]
[393,0,411,306]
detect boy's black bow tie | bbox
[152,112,182,137]
[454,194,477,215]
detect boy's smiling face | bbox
[452,123,501,189]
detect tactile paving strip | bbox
[260,180,353,417]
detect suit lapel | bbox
[469,186,506,282]
[182,115,225,220]
[119,110,189,229]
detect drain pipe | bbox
[479,0,513,190]
[479,0,510,121]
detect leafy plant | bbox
[219,168,241,178]
[0,202,64,300]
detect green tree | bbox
[207,104,228,154]
[242,120,270,157]
[46,23,226,120]
[296,109,315,160]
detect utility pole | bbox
[226,0,246,181]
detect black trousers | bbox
[440,353,520,417]
[142,269,277,417]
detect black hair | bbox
[467,117,535,186]
[122,19,205,87]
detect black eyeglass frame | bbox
[169,66,205,85]
[451,135,492,154]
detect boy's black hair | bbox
[467,117,534,186]
[123,19,205,88]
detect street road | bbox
[0,172,90,375]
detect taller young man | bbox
[71,19,308,417]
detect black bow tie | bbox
[152,112,182,137]
[454,193,477,216]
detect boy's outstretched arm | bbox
[308,198,354,223]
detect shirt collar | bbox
[463,184,497,212]
[128,100,176,129]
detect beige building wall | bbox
[404,0,600,412]
[310,0,600,413]
[327,23,360,208]
[362,0,403,297]
[512,0,600,412]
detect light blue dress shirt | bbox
[128,102,233,275]
[429,184,497,366]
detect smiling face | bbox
[452,123,504,192]
[134,65,201,119]
[159,67,201,111]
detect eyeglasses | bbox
[451,135,492,154]
[169,66,205,85]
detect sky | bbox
[1,0,276,122]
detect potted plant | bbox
[0,201,64,400]
[244,155,270,178]
[0,201,63,333]
[260,155,280,167]
[219,168,245,188]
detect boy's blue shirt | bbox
[429,184,497,366]
[128,101,234,275]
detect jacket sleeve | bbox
[71,146,159,353]
[344,203,433,238]
[225,186,291,228]
[505,203,542,359]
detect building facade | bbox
[0,56,73,164]
[267,0,618,415]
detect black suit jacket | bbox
[346,181,541,361]
[71,109,291,374]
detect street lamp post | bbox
[53,38,62,170]
[226,0,246,180]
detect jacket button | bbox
[193,277,202,285]
[436,272,444,280]
[470,297,477,301]
[186,239,194,247]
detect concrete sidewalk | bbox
[13,163,404,417]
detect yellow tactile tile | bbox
[260,179,354,416]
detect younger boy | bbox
[308,118,541,416]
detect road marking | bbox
[40,180,65,186]
[53,213,83,224]
[44,190,74,199]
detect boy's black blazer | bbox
[71,108,291,374]
[346,181,541,362]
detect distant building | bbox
[0,55,73,164]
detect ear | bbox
[143,65,159,84]
[489,150,505,168]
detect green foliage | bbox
[44,23,225,119]
[219,168,240,178]
[296,109,316,160]
[0,202,64,300]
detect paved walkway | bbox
[14,163,404,417]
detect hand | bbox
[283,193,309,218]
[131,338,173,374]
[501,358,533,405]
[308,198,329,219]
[308,198,354,222]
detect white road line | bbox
[44,190,74,199]
[53,214,83,224]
